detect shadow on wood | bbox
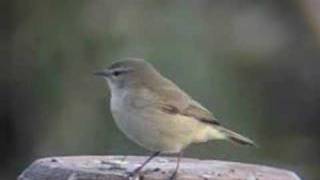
[18,156,300,180]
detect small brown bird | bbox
[95,58,255,179]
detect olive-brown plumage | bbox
[95,58,255,179]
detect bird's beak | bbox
[93,69,112,77]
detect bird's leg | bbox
[128,151,160,178]
[169,151,183,180]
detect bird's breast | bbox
[108,88,212,153]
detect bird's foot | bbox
[127,168,160,179]
[127,169,177,180]
[168,171,178,180]
[126,171,139,180]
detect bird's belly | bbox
[111,104,211,153]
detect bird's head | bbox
[94,58,160,91]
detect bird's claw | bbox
[126,172,139,180]
[168,171,178,180]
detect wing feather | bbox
[143,77,221,126]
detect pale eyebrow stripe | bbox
[111,67,133,73]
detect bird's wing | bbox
[152,84,221,126]
[182,99,220,125]
[160,98,220,126]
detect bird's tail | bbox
[216,126,256,146]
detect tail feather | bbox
[218,127,256,146]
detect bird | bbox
[94,58,255,179]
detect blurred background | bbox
[2,0,320,179]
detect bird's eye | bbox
[112,71,122,77]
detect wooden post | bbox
[18,156,300,180]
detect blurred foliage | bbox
[1,0,320,179]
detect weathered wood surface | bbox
[18,156,300,180]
